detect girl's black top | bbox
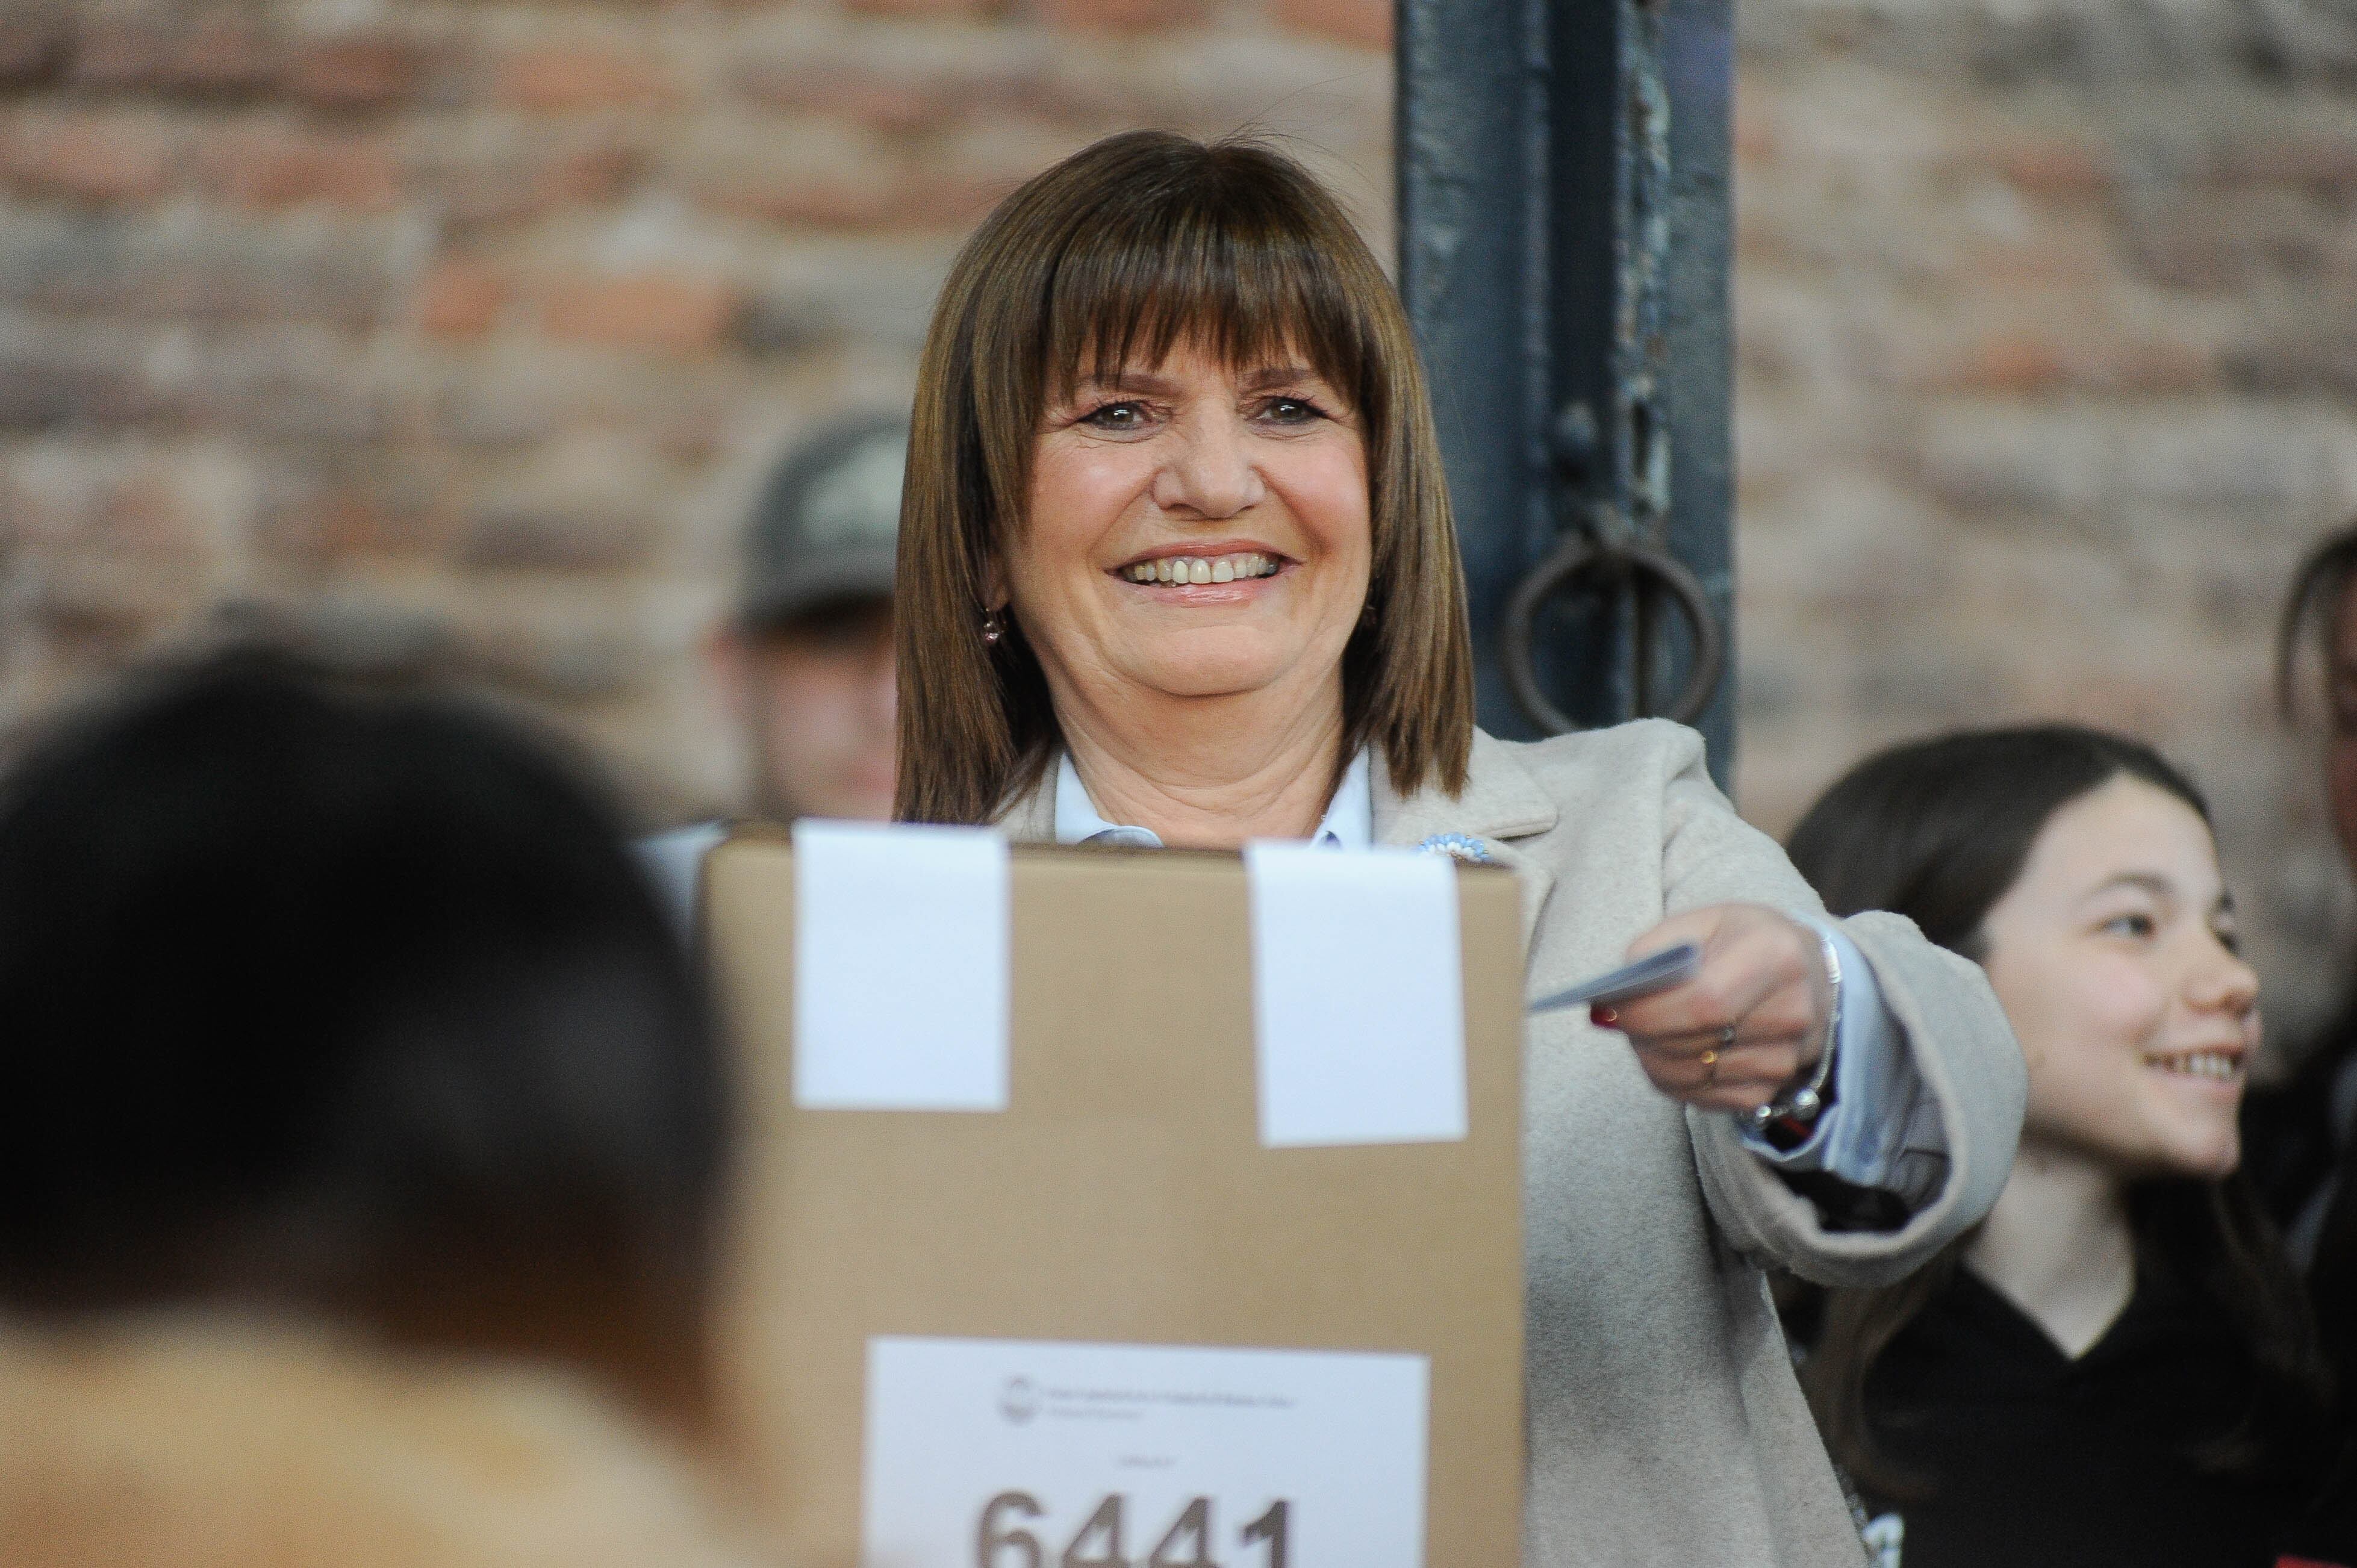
[1851,1265,2352,1568]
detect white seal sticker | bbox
[792,819,1010,1112]
[1245,842,1467,1148]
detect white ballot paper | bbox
[1245,843,1466,1148]
[792,820,1010,1112]
[862,1337,1430,1568]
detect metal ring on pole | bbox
[1500,532,1726,734]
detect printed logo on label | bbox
[1000,1376,1041,1426]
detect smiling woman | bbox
[1786,726,2342,1567]
[891,129,2032,1565]
[1002,338,1380,839]
[895,130,1463,834]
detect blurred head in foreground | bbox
[708,417,905,823]
[0,647,727,1429]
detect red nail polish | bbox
[1591,1004,1618,1028]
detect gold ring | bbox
[1699,1048,1719,1083]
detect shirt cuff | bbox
[1738,921,1944,1204]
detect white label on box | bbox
[792,820,1010,1112]
[862,1336,1429,1568]
[1245,843,1467,1148]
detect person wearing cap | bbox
[641,417,905,926]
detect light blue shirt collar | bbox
[1053,748,1374,849]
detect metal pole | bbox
[1398,0,1736,785]
[1395,0,1552,746]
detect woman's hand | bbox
[1590,903,1833,1115]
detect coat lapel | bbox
[1374,731,1558,953]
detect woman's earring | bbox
[981,606,1006,646]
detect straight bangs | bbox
[1038,184,1380,429]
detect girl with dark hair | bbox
[1787,726,2344,1568]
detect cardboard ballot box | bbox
[706,827,1525,1568]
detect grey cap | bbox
[736,415,908,630]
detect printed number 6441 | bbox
[976,1493,1291,1568]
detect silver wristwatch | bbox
[1748,921,1842,1137]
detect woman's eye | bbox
[1260,396,1324,425]
[1080,402,1148,431]
[2100,912,2158,939]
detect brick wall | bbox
[0,0,1392,814]
[1734,0,2357,1036]
[5,0,2355,1038]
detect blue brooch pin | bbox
[1417,832,1493,865]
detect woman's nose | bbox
[1151,411,1266,520]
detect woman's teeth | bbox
[2147,1050,2241,1081]
[1121,552,1281,585]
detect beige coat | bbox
[1001,720,2028,1568]
[0,1317,771,1568]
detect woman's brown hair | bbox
[894,129,1475,825]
